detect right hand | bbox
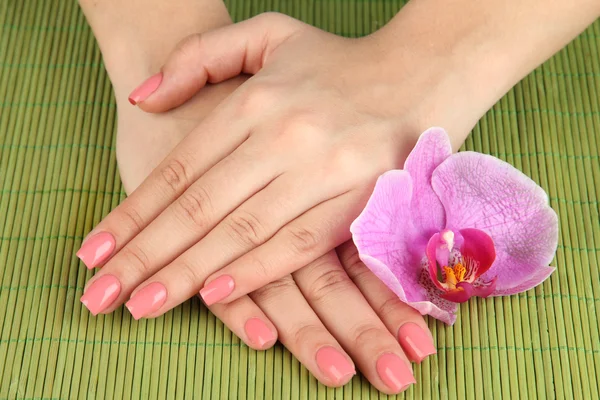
[207,240,435,394]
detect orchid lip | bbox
[427,228,498,303]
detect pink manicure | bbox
[125,282,168,320]
[244,318,276,349]
[128,73,163,105]
[80,275,121,315]
[376,353,415,393]
[76,232,116,269]
[398,323,437,363]
[315,346,355,385]
[199,275,235,306]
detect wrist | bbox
[79,0,232,101]
[367,0,600,146]
[358,32,486,148]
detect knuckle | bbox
[176,33,204,55]
[177,186,213,230]
[256,11,285,23]
[251,275,296,304]
[246,254,273,281]
[253,12,302,33]
[160,158,191,194]
[223,211,265,247]
[340,248,370,282]
[236,83,278,116]
[121,243,152,274]
[351,323,385,347]
[177,258,203,287]
[276,115,326,150]
[377,296,407,321]
[120,206,146,232]
[308,267,351,304]
[287,226,320,255]
[328,146,368,177]
[290,323,325,347]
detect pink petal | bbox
[491,266,554,296]
[360,254,458,324]
[441,282,474,303]
[472,276,497,298]
[351,170,423,299]
[459,228,496,278]
[351,170,458,324]
[432,152,559,292]
[425,233,446,290]
[403,127,452,237]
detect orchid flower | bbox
[351,128,559,324]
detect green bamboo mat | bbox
[0,0,599,398]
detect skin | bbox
[79,0,432,394]
[79,0,600,393]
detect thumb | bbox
[128,13,305,113]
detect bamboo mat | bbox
[0,0,599,398]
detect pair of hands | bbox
[80,13,446,394]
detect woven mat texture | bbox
[1,0,599,399]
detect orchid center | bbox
[426,228,498,303]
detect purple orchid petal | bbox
[459,228,496,278]
[472,276,497,298]
[351,170,423,299]
[351,170,458,324]
[432,152,559,293]
[362,254,458,324]
[404,127,452,237]
[491,266,554,296]
[425,233,446,290]
[441,282,474,303]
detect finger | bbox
[121,186,357,317]
[204,294,278,350]
[249,276,356,387]
[293,252,415,394]
[131,13,306,112]
[75,105,249,271]
[337,240,437,363]
[89,155,348,314]
[80,138,285,313]
[197,189,369,305]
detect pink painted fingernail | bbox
[125,282,168,320]
[398,323,437,363]
[199,275,235,306]
[80,275,121,315]
[128,72,163,105]
[244,318,276,349]
[315,346,355,385]
[76,232,116,269]
[376,353,415,393]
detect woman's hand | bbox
[207,241,435,393]
[77,13,469,317]
[94,10,436,393]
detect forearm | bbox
[372,0,600,143]
[78,0,231,99]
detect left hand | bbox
[77,12,467,317]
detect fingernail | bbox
[376,353,415,393]
[244,318,276,349]
[199,275,235,306]
[398,323,437,363]
[80,275,121,315]
[128,72,163,105]
[125,282,167,320]
[315,346,355,385]
[76,232,116,269]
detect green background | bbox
[1,0,599,398]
